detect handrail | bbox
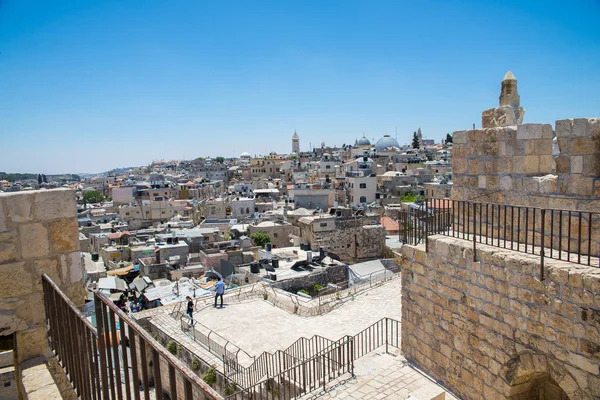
[42,274,222,400]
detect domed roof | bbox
[357,136,371,146]
[375,135,400,151]
[240,152,251,158]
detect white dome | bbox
[357,136,371,146]
[375,135,400,151]
[240,152,251,158]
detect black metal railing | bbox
[223,317,400,399]
[400,199,600,274]
[42,274,221,400]
[224,336,354,400]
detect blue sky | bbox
[1,0,599,174]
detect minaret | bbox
[292,131,300,153]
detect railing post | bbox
[540,209,546,281]
[425,199,429,252]
[385,318,389,354]
[473,203,477,261]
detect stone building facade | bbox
[0,189,85,363]
[297,214,386,262]
[400,237,600,399]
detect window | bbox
[359,196,367,203]
[125,212,130,216]
[320,222,328,227]
[325,165,331,169]
[359,183,367,189]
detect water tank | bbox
[272,259,279,268]
[307,252,313,263]
[319,247,326,260]
[250,262,260,274]
[270,273,277,281]
[266,243,272,252]
[91,253,99,262]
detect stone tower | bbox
[292,131,300,153]
[417,127,423,147]
[481,71,526,128]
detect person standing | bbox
[186,296,194,325]
[214,278,225,308]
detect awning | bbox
[107,265,135,276]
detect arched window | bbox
[359,196,367,203]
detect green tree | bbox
[214,156,225,164]
[412,132,420,149]
[400,192,417,203]
[250,231,271,247]
[42,174,48,183]
[445,133,453,144]
[82,190,105,204]
[37,174,42,184]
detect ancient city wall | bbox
[452,118,600,211]
[0,189,85,363]
[400,236,600,399]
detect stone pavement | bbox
[194,278,402,356]
[303,350,458,400]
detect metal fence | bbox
[400,198,600,275]
[224,336,355,400]
[224,317,401,399]
[42,274,221,400]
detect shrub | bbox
[298,289,309,295]
[192,357,201,372]
[263,293,268,300]
[167,340,177,355]
[313,284,324,293]
[202,365,217,386]
[223,381,238,396]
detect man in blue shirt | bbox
[214,278,225,308]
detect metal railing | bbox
[224,317,401,399]
[400,198,600,275]
[42,274,221,400]
[225,336,355,400]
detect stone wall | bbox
[450,118,600,257]
[452,118,599,211]
[299,217,386,263]
[0,189,85,363]
[400,236,600,399]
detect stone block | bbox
[557,138,568,154]
[571,156,584,174]
[0,231,19,264]
[15,292,44,327]
[0,262,33,298]
[499,176,512,191]
[572,118,589,137]
[570,137,599,155]
[539,155,554,173]
[19,223,49,259]
[33,189,76,222]
[555,119,573,138]
[542,124,554,139]
[4,192,33,223]
[568,175,594,196]
[482,106,517,129]
[453,131,467,145]
[583,154,600,177]
[517,124,543,140]
[533,175,557,194]
[568,353,599,375]
[478,176,487,189]
[0,312,28,335]
[0,200,6,232]
[32,259,61,287]
[16,326,49,363]
[48,218,79,253]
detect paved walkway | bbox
[193,278,402,357]
[304,350,458,400]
